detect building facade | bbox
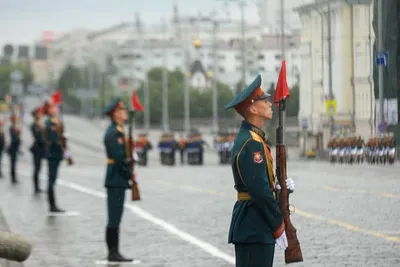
[46,10,302,93]
[295,0,374,143]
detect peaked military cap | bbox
[103,98,124,116]
[31,106,42,116]
[225,74,270,113]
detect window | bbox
[365,42,371,74]
[355,43,361,77]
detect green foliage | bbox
[133,67,235,124]
[266,78,299,120]
[0,63,33,99]
[57,64,115,113]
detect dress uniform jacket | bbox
[30,122,45,157]
[228,120,284,245]
[104,121,132,188]
[44,117,63,160]
[8,126,21,156]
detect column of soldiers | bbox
[132,130,239,166]
[0,100,72,212]
[327,135,396,165]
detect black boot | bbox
[34,174,42,194]
[48,188,64,212]
[106,227,133,262]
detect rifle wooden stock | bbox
[0,231,32,262]
[126,111,140,201]
[276,144,303,263]
[59,122,73,166]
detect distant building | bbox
[294,0,375,141]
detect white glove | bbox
[286,178,295,192]
[63,132,69,139]
[64,150,71,159]
[133,151,139,161]
[275,231,288,251]
[276,178,295,192]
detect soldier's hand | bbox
[275,178,295,193]
[275,231,288,251]
[123,157,133,164]
[286,178,295,193]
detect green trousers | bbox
[235,243,275,267]
[107,188,126,228]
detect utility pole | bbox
[377,0,384,128]
[219,0,246,88]
[136,13,150,130]
[240,0,246,89]
[176,7,191,134]
[190,12,230,134]
[161,19,169,132]
[280,0,285,61]
[212,18,219,134]
[367,2,374,136]
[327,2,334,134]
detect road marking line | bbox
[154,179,400,243]
[95,259,141,265]
[47,211,80,217]
[323,186,400,199]
[56,179,235,265]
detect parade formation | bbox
[0,74,398,266]
[327,135,396,165]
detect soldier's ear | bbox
[248,105,257,115]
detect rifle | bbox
[58,101,73,166]
[275,97,303,263]
[126,110,140,201]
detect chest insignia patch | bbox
[117,137,124,144]
[253,151,263,163]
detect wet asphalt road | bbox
[0,103,399,266]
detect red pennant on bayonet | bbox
[131,91,144,112]
[51,90,62,104]
[273,60,290,107]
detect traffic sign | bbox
[76,88,99,99]
[325,99,337,115]
[10,82,23,96]
[301,118,308,130]
[375,51,389,66]
[10,70,23,81]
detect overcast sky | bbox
[0,0,310,47]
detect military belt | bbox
[237,192,251,201]
[107,158,115,164]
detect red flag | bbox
[38,104,45,114]
[51,90,62,104]
[131,91,144,112]
[273,60,290,107]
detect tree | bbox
[133,67,235,124]
[0,63,33,99]
[57,65,82,111]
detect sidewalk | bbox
[0,209,24,267]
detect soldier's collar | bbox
[50,116,58,123]
[242,120,265,139]
[113,121,125,133]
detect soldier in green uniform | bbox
[7,115,21,184]
[225,75,295,267]
[103,98,134,263]
[30,106,45,194]
[43,100,65,212]
[0,121,4,178]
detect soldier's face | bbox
[252,99,273,120]
[49,104,59,116]
[115,107,128,122]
